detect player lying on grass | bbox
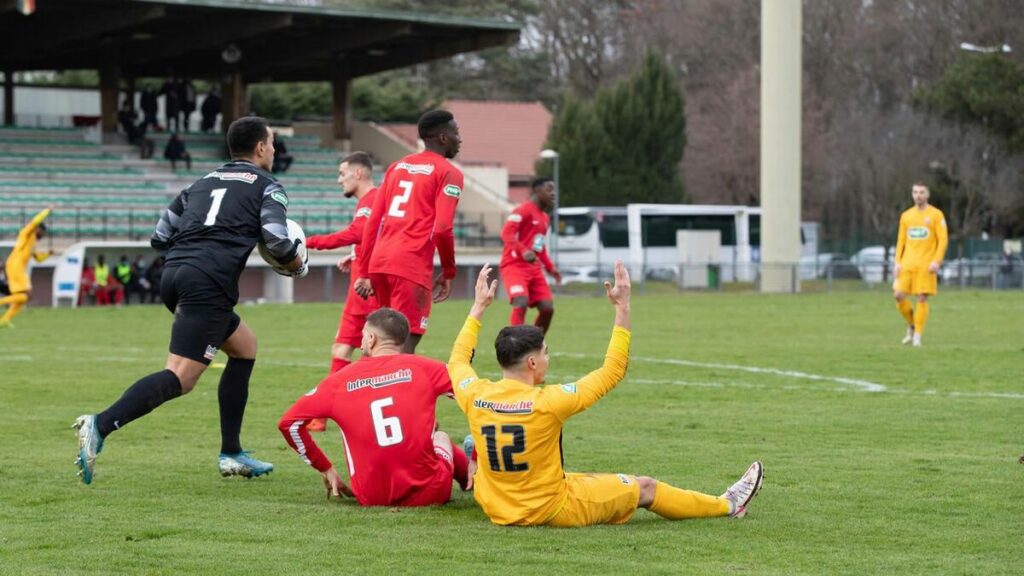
[448,262,764,527]
[279,308,471,506]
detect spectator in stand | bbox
[79,257,96,306]
[93,255,123,306]
[140,87,159,130]
[272,132,294,173]
[164,133,192,171]
[200,88,221,133]
[180,79,197,133]
[118,100,139,139]
[162,77,181,133]
[113,254,136,305]
[145,256,164,303]
[131,255,149,303]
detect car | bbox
[799,253,862,280]
[558,265,613,284]
[942,252,1023,287]
[851,246,895,283]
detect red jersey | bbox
[360,150,463,289]
[278,353,453,506]
[500,200,555,272]
[305,189,378,314]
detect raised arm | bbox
[306,205,371,251]
[549,261,631,419]
[448,265,497,400]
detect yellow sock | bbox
[0,293,28,323]
[648,481,730,519]
[913,301,929,335]
[896,299,913,326]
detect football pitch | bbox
[1,290,1022,575]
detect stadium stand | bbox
[0,127,481,245]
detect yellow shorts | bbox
[894,269,937,295]
[545,473,640,528]
[5,270,29,294]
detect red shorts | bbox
[369,273,431,335]
[501,264,552,305]
[335,284,379,347]
[390,447,455,507]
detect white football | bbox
[258,218,308,277]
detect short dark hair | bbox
[227,116,270,157]
[912,181,929,189]
[417,109,454,139]
[342,151,374,173]
[37,222,47,232]
[494,325,545,369]
[531,177,553,191]
[366,308,409,346]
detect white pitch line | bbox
[553,352,887,393]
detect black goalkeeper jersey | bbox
[151,160,297,304]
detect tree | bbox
[539,52,685,206]
[917,53,1024,152]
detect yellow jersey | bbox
[5,208,51,278]
[896,204,947,272]
[448,316,631,526]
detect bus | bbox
[555,204,764,282]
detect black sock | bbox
[97,369,182,437]
[218,358,255,455]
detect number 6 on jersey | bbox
[370,397,404,446]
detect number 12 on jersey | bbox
[480,424,528,472]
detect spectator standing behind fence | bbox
[162,77,181,133]
[145,256,164,303]
[272,132,294,173]
[140,88,159,130]
[164,134,192,171]
[131,255,148,303]
[200,88,221,133]
[94,255,124,306]
[180,79,197,133]
[113,255,135,305]
[0,257,10,296]
[79,257,96,306]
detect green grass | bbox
[1,291,1022,575]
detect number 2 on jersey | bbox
[370,397,404,447]
[480,424,528,472]
[204,188,227,226]
[388,180,413,218]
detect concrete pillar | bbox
[331,75,352,143]
[99,66,121,133]
[760,0,802,293]
[3,69,13,126]
[221,70,246,130]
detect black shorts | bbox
[160,264,240,365]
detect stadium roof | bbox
[0,0,521,82]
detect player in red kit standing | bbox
[500,178,562,334]
[354,109,462,353]
[278,308,471,506]
[305,152,380,374]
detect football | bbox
[258,218,308,277]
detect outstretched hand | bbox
[470,264,498,319]
[603,261,631,307]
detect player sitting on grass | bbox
[279,308,471,506]
[448,262,763,527]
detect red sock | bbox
[452,444,470,490]
[330,358,351,374]
[510,306,527,325]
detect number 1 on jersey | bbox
[389,180,413,218]
[204,188,227,226]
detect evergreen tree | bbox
[539,51,686,206]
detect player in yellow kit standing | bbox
[0,206,53,328]
[893,183,948,347]
[448,262,763,527]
